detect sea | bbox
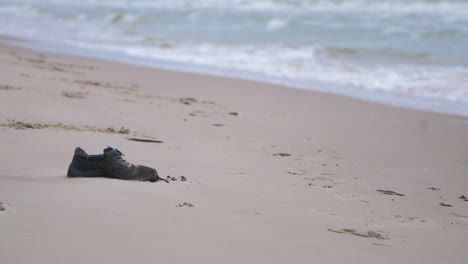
[1,0,468,116]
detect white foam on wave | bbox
[66,40,468,105]
[2,0,468,115]
[266,19,288,31]
[7,0,468,17]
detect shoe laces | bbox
[107,147,129,165]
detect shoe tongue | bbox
[103,146,114,153]
[103,147,122,156]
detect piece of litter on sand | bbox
[377,189,405,196]
[273,153,291,157]
[166,176,187,182]
[458,195,468,202]
[228,112,238,116]
[328,228,386,239]
[126,137,163,143]
[166,176,178,181]
[176,202,194,207]
[212,123,224,127]
[427,187,440,191]
[0,202,5,211]
[440,201,452,207]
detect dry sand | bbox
[0,41,468,264]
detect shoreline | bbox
[1,40,468,263]
[3,35,468,118]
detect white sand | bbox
[1,41,468,264]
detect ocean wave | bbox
[2,0,468,113]
[266,18,289,31]
[323,47,435,64]
[66,40,468,103]
[5,0,468,17]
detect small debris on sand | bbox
[0,202,5,211]
[427,187,440,191]
[179,97,198,105]
[62,91,86,99]
[440,201,452,207]
[228,112,238,116]
[74,80,101,86]
[273,153,291,157]
[115,127,130,134]
[126,137,163,143]
[377,189,405,196]
[166,176,187,182]
[176,202,194,208]
[0,84,21,90]
[1,119,130,134]
[74,80,134,91]
[167,176,178,181]
[212,123,224,127]
[458,195,468,202]
[328,228,386,239]
[189,110,205,117]
[287,171,305,175]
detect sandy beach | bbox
[1,41,468,263]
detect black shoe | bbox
[67,147,165,182]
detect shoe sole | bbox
[67,163,105,178]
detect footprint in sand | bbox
[237,210,261,216]
[0,202,10,214]
[179,97,198,105]
[189,110,207,117]
[451,212,468,223]
[62,91,87,99]
[0,84,22,90]
[393,215,432,225]
[334,192,362,201]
